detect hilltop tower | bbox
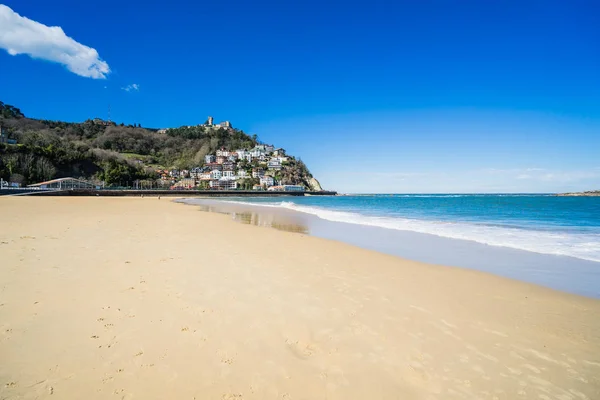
[207,116,214,126]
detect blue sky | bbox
[1,0,599,193]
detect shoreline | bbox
[1,197,599,399]
[181,197,600,298]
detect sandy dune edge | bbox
[0,197,599,399]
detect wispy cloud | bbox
[482,167,546,175]
[354,171,434,181]
[484,167,600,184]
[0,5,110,79]
[121,84,140,92]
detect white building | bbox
[235,150,248,159]
[267,160,282,170]
[220,179,237,189]
[237,169,248,178]
[210,178,237,190]
[273,156,289,163]
[260,176,274,187]
[250,147,265,158]
[216,149,230,157]
[205,154,215,164]
[222,170,235,178]
[273,148,286,156]
[252,169,265,178]
[210,170,222,180]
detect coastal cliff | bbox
[309,177,323,191]
[556,190,600,197]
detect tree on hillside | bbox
[0,101,25,119]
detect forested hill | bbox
[0,101,317,189]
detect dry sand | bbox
[0,197,599,400]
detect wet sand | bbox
[1,197,599,399]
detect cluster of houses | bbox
[156,144,305,191]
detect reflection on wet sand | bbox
[196,204,309,234]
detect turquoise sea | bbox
[217,194,600,263]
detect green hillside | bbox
[0,101,316,188]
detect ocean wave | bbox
[387,194,553,198]
[202,199,600,263]
[343,194,553,198]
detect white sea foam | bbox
[200,199,600,263]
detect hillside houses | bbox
[156,145,309,191]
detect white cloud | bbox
[121,84,140,92]
[516,174,532,180]
[0,4,110,79]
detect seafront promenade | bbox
[0,188,337,197]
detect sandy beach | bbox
[1,197,599,400]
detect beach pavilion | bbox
[27,177,96,190]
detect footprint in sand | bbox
[285,339,317,360]
[221,394,243,399]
